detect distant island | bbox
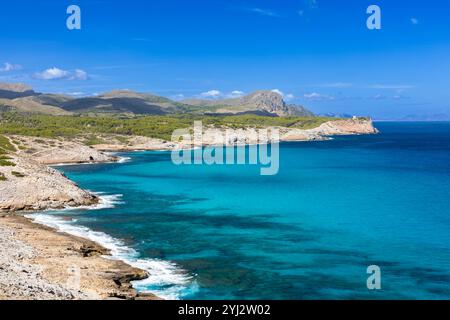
[0,82,378,299]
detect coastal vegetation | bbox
[0,112,336,142]
[0,135,16,166]
[10,171,26,178]
[0,135,15,152]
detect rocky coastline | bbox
[0,118,378,300]
[0,215,158,300]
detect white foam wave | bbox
[41,193,124,212]
[117,156,132,163]
[26,209,194,299]
[90,193,125,210]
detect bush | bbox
[0,135,16,153]
[11,171,26,178]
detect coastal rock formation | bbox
[12,136,118,165]
[93,135,178,152]
[0,216,158,300]
[0,155,99,212]
[0,222,81,300]
[91,118,378,150]
[309,118,379,135]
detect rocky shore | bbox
[0,118,378,300]
[0,215,158,300]
[0,155,99,212]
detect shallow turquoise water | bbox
[39,122,450,299]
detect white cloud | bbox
[201,90,222,98]
[369,94,410,100]
[410,18,419,25]
[66,92,85,96]
[393,94,410,100]
[228,90,245,98]
[249,8,279,17]
[370,94,387,100]
[271,89,284,96]
[0,62,23,72]
[271,89,295,101]
[71,69,89,80]
[303,92,335,101]
[171,93,185,101]
[285,93,295,101]
[368,84,414,90]
[35,67,89,80]
[35,67,69,80]
[304,92,320,99]
[318,82,353,88]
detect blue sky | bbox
[0,0,449,119]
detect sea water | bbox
[31,122,450,299]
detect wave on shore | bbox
[25,194,195,300]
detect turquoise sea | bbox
[31,122,450,299]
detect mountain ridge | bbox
[183,90,314,117]
[0,83,315,117]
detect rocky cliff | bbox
[0,155,99,212]
[308,118,379,135]
[0,136,118,212]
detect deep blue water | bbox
[36,122,450,299]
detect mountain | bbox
[0,97,72,115]
[183,90,314,117]
[0,83,315,117]
[0,85,187,115]
[58,90,192,115]
[0,83,37,99]
[0,83,72,115]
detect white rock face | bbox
[0,223,79,299]
[0,155,98,212]
[308,118,379,135]
[92,118,378,150]
[247,91,289,115]
[12,136,118,165]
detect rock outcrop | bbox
[0,216,159,300]
[308,118,379,135]
[91,118,378,150]
[12,136,118,165]
[0,155,99,212]
[0,222,80,300]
